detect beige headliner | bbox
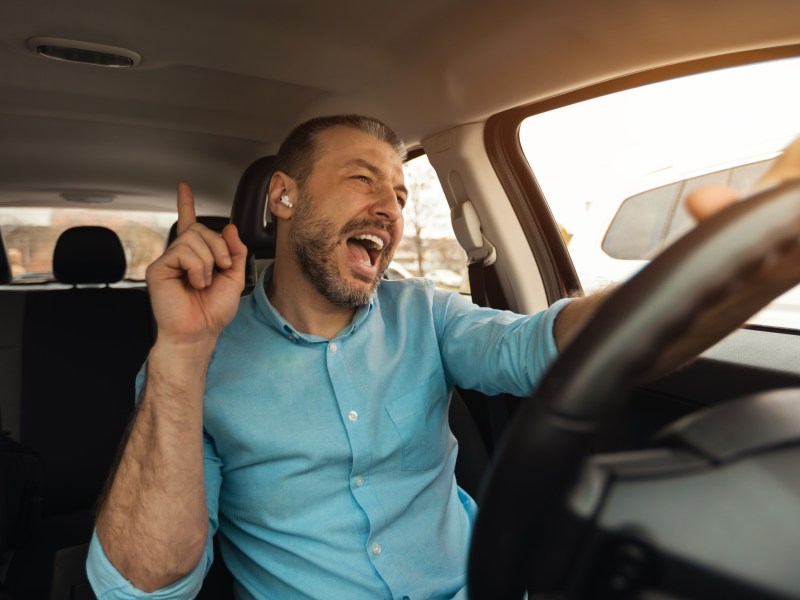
[2,0,800,214]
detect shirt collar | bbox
[253,263,374,343]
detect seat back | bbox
[229,156,277,295]
[0,231,23,442]
[0,231,45,567]
[3,226,153,598]
[230,155,277,259]
[20,226,154,515]
[0,232,10,285]
[164,215,260,293]
[0,423,45,555]
[1,232,15,555]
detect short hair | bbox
[273,115,407,184]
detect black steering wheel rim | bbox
[467,179,800,599]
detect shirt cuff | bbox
[545,297,575,355]
[528,297,575,384]
[86,529,207,599]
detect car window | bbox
[397,154,470,295]
[519,56,800,329]
[0,207,177,283]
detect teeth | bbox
[354,234,384,250]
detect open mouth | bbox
[345,232,388,276]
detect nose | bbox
[370,183,403,223]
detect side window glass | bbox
[398,154,470,295]
[519,55,800,329]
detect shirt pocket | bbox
[385,372,449,471]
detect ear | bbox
[268,171,297,220]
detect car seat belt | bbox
[468,260,508,311]
[451,201,517,450]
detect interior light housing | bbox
[27,37,141,68]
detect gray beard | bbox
[288,189,391,307]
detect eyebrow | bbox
[344,158,409,197]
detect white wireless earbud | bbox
[279,195,293,208]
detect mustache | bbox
[340,219,395,248]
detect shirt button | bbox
[372,543,382,556]
[329,342,338,353]
[347,410,358,422]
[354,476,365,488]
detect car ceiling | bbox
[2,0,800,215]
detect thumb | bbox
[685,184,739,221]
[221,223,249,277]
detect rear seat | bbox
[1,232,46,598]
[1,226,155,599]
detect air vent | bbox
[27,37,141,68]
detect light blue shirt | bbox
[87,268,569,599]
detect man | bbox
[87,115,799,599]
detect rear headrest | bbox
[166,215,231,247]
[230,155,277,259]
[0,230,11,285]
[53,226,126,284]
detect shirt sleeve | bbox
[85,365,224,599]
[434,290,573,396]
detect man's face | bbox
[287,126,407,307]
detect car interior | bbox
[2,1,800,599]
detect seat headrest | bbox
[53,226,126,284]
[166,215,231,248]
[230,156,277,259]
[0,230,11,285]
[166,214,258,291]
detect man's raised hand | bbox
[95,181,243,588]
[145,182,248,347]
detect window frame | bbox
[484,44,800,305]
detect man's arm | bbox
[552,290,610,353]
[93,183,247,592]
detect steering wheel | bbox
[467,179,800,599]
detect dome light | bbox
[27,37,141,68]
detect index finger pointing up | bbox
[176,182,198,235]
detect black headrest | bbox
[53,226,126,284]
[166,215,231,247]
[230,156,277,259]
[0,230,11,285]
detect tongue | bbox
[347,239,371,265]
